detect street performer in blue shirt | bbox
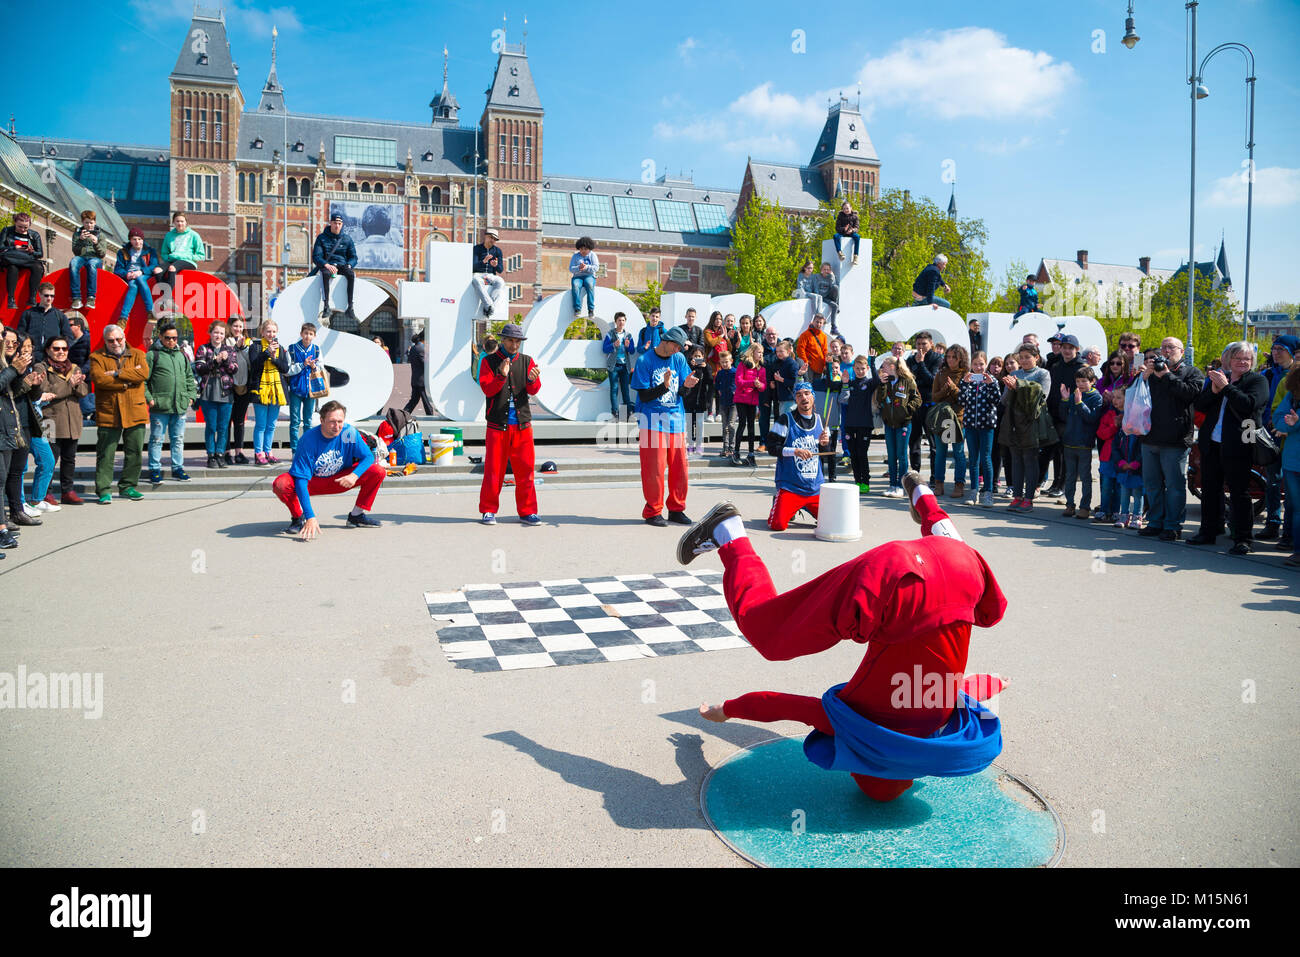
[272,399,385,539]
[766,380,830,530]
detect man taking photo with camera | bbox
[1138,336,1203,541]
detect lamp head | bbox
[1195,83,1210,100]
[1122,17,1140,49]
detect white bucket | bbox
[814,482,862,542]
[429,434,456,467]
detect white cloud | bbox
[1207,166,1300,208]
[648,28,1072,163]
[654,82,831,161]
[729,82,825,127]
[858,27,1075,119]
[677,37,697,60]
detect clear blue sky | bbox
[11,0,1299,308]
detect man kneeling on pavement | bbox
[272,399,385,539]
[766,380,830,530]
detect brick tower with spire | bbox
[168,5,244,278]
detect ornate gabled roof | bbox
[809,100,878,167]
[170,7,238,85]
[746,161,830,211]
[484,48,542,114]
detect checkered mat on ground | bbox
[425,570,749,671]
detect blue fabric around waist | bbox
[802,683,1002,780]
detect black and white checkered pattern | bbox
[425,570,748,672]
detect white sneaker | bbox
[35,500,61,512]
[22,502,41,518]
[964,497,977,506]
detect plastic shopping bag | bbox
[1123,377,1152,435]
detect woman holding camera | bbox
[248,320,289,465]
[1189,342,1268,554]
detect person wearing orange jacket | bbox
[478,323,542,526]
[795,313,830,379]
[90,324,151,503]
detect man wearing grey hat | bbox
[632,324,699,526]
[478,322,542,526]
[471,228,506,319]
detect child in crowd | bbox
[1094,387,1123,524]
[958,351,1002,507]
[1060,365,1103,518]
[1114,422,1145,529]
[715,350,737,458]
[876,355,921,496]
[841,353,879,495]
[731,344,766,465]
[681,344,713,454]
[771,340,799,420]
[287,322,322,453]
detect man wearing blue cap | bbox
[766,381,830,530]
[1261,334,1299,546]
[631,324,698,526]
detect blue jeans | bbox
[25,436,55,502]
[1141,443,1189,532]
[1062,446,1093,509]
[80,392,96,419]
[833,232,860,256]
[119,274,154,319]
[1264,459,1293,534]
[607,365,631,415]
[288,393,316,451]
[571,275,596,314]
[934,440,967,485]
[965,427,995,494]
[885,423,911,487]
[148,411,186,471]
[1285,469,1300,551]
[1099,469,1120,516]
[200,400,234,455]
[253,403,280,454]
[69,256,101,300]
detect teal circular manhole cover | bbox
[701,737,1063,867]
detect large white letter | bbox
[399,241,483,420]
[271,276,394,420]
[524,287,645,420]
[756,239,870,345]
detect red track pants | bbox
[638,429,688,518]
[272,463,386,519]
[767,488,820,530]
[720,490,961,802]
[480,424,537,516]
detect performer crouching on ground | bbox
[680,472,1005,802]
[272,399,385,539]
[766,380,829,530]
[478,322,542,526]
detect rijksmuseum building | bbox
[9,6,881,352]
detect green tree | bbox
[989,259,1031,314]
[726,194,800,311]
[616,278,663,317]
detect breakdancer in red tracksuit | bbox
[478,322,543,526]
[678,472,1007,801]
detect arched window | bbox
[300,178,310,198]
[419,185,429,205]
[360,182,371,194]
[347,181,359,192]
[431,186,442,205]
[287,177,298,198]
[238,172,245,203]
